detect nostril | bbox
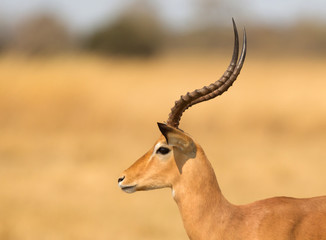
[118,176,125,183]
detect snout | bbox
[118,174,137,193]
[118,176,125,184]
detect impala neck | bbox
[172,145,235,240]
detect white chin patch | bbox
[121,185,136,193]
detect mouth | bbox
[120,185,137,193]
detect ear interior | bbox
[157,123,196,158]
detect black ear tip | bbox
[157,122,168,134]
[157,122,170,143]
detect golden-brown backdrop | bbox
[0,52,325,239]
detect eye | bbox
[156,147,171,155]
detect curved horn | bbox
[166,19,247,128]
[189,28,247,107]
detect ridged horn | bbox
[166,19,247,128]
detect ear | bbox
[157,123,196,158]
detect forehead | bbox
[154,135,167,145]
[151,136,168,152]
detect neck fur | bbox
[172,145,235,240]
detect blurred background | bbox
[0,0,325,239]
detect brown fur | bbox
[119,126,326,240]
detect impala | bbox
[118,20,326,240]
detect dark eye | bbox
[156,147,171,155]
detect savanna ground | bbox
[0,53,325,240]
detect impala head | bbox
[118,19,247,194]
[118,123,197,193]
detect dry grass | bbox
[0,53,325,240]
